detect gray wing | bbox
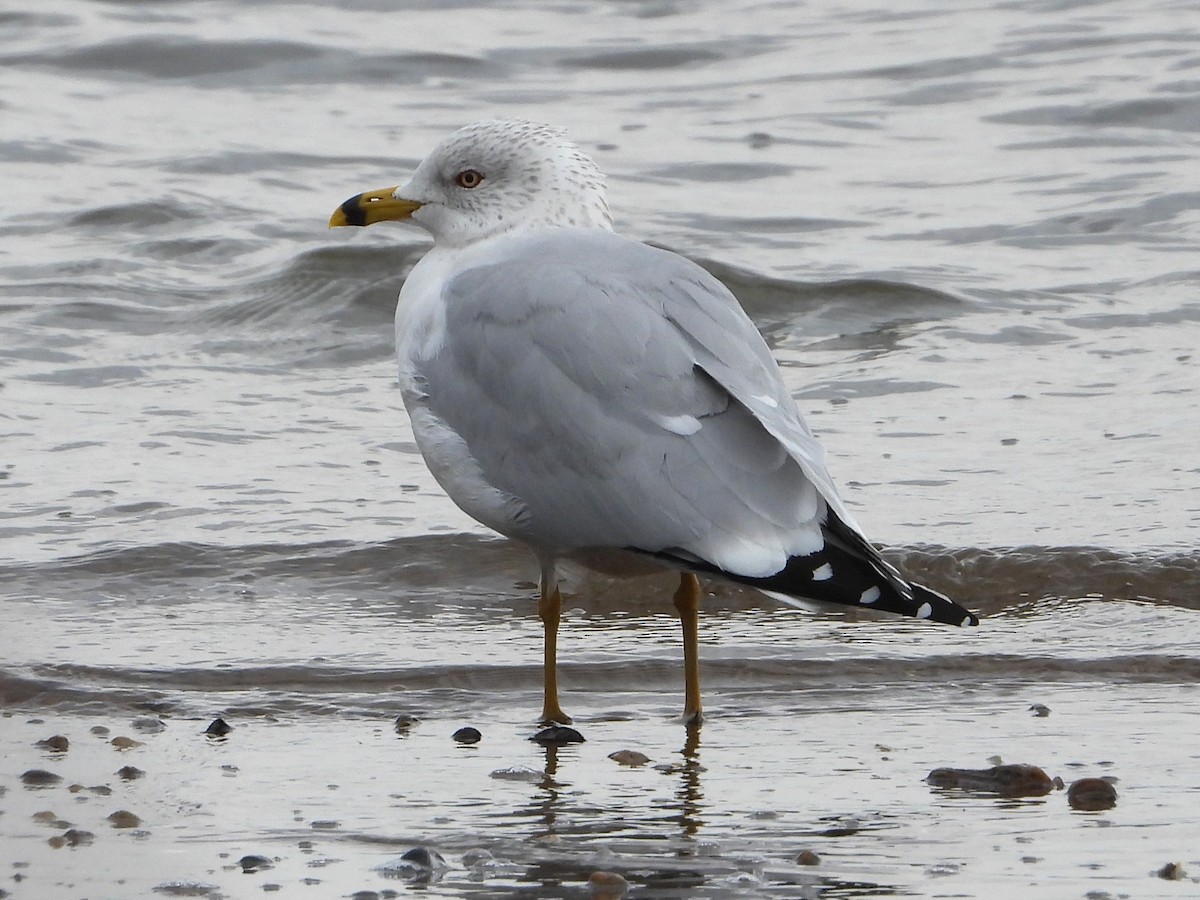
[414,228,851,579]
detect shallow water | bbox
[2,0,1199,897]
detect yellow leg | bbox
[673,573,703,726]
[538,581,572,725]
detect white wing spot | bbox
[812,563,833,581]
[858,586,881,605]
[916,602,933,619]
[659,414,702,436]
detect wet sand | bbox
[4,581,1198,899]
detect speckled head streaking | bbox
[332,120,613,248]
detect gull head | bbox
[330,119,612,247]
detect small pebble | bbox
[131,717,166,734]
[374,847,448,879]
[1029,704,1051,717]
[393,714,418,734]
[588,870,629,899]
[399,847,446,869]
[117,765,145,780]
[205,718,232,737]
[608,750,650,767]
[452,727,481,744]
[238,854,274,872]
[1156,862,1186,880]
[796,850,820,866]
[50,828,95,848]
[110,736,143,750]
[36,735,70,752]
[89,725,111,737]
[20,769,63,787]
[531,725,585,745]
[107,810,141,828]
[1067,778,1118,811]
[65,828,95,846]
[488,765,545,782]
[67,783,106,795]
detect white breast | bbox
[394,246,456,391]
[394,241,532,540]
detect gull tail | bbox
[659,512,979,627]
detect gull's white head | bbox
[330,120,612,247]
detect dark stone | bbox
[796,850,821,865]
[608,750,650,766]
[238,854,274,873]
[400,847,438,868]
[20,769,62,787]
[117,765,145,780]
[588,870,629,897]
[926,764,1055,797]
[393,714,418,734]
[531,725,585,745]
[61,829,95,847]
[107,810,141,828]
[35,735,69,752]
[1067,777,1117,811]
[452,727,481,744]
[204,718,232,737]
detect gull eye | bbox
[454,169,484,189]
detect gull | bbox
[329,119,977,727]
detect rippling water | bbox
[2,1,1198,897]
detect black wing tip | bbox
[632,543,980,627]
[911,583,979,628]
[641,547,980,628]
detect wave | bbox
[3,537,1195,609]
[5,645,1197,719]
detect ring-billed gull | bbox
[330,119,978,727]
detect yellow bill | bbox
[329,187,421,227]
